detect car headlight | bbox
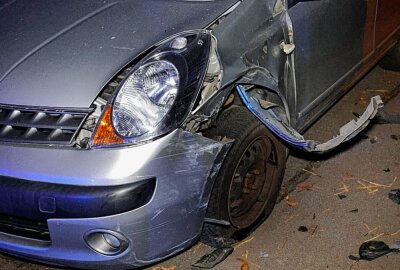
[90,30,211,147]
[112,61,179,137]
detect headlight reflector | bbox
[112,61,179,137]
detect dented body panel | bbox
[0,130,230,269]
[208,0,398,148]
[0,0,399,268]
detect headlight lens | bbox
[90,30,211,148]
[112,61,179,137]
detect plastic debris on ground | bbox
[259,251,269,258]
[370,136,378,144]
[349,241,400,261]
[192,247,234,269]
[388,189,400,204]
[391,240,400,250]
[200,224,235,248]
[237,86,383,152]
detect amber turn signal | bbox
[91,105,124,147]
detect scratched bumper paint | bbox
[0,129,230,269]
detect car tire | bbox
[379,44,400,71]
[201,105,286,247]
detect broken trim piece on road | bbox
[236,85,384,152]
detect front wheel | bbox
[202,105,286,246]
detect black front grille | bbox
[0,105,91,145]
[0,215,50,241]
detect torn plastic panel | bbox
[389,189,400,204]
[192,247,234,269]
[236,68,291,121]
[185,68,292,137]
[184,34,225,132]
[236,85,384,152]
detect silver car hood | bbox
[0,0,238,108]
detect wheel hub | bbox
[228,136,278,228]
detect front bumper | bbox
[0,129,229,269]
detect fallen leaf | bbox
[238,250,250,270]
[237,258,249,270]
[357,177,397,195]
[365,89,390,93]
[284,195,298,207]
[334,182,350,195]
[152,267,177,270]
[234,237,254,249]
[355,97,368,106]
[364,232,385,242]
[296,181,314,191]
[161,266,176,270]
[301,168,321,177]
[344,172,355,177]
[279,187,287,196]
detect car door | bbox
[287,0,370,128]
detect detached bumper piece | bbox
[237,85,384,152]
[0,176,155,227]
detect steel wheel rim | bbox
[228,135,278,229]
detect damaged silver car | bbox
[0,0,399,269]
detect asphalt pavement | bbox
[0,66,399,270]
